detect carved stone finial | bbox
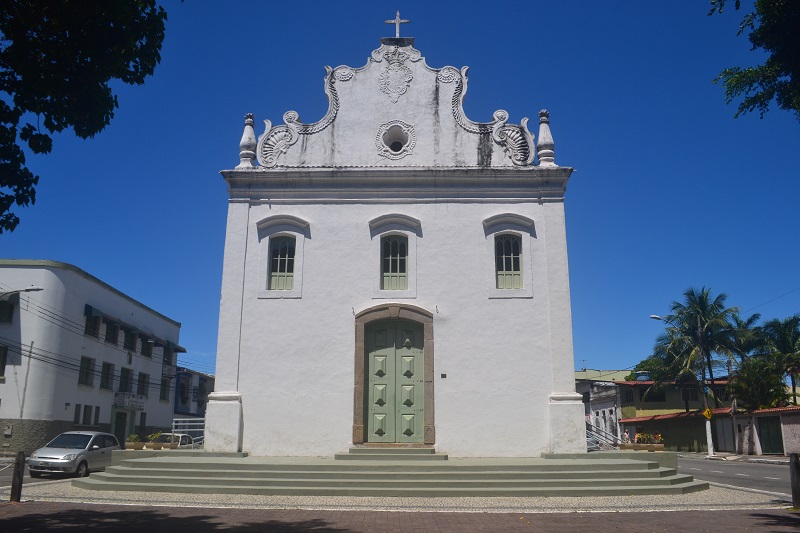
[536,109,556,167]
[237,113,257,169]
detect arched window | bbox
[268,236,296,290]
[495,234,522,289]
[256,215,309,299]
[381,235,408,290]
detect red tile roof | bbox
[749,405,800,415]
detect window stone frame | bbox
[482,213,536,299]
[256,215,310,299]
[369,214,420,300]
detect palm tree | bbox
[728,313,764,364]
[655,287,739,408]
[728,355,790,411]
[761,315,800,405]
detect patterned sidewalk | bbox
[2,500,800,532]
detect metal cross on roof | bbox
[385,10,410,38]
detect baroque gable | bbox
[252,37,546,170]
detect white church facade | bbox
[206,21,586,457]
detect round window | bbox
[382,125,408,153]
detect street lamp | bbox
[0,286,44,299]
[650,313,716,457]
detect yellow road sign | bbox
[703,408,713,420]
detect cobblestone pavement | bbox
[1,478,799,532]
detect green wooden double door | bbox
[365,320,424,443]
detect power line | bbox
[742,286,800,314]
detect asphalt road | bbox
[678,455,792,497]
[0,460,70,488]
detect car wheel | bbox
[30,471,42,478]
[75,462,89,478]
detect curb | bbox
[748,458,790,465]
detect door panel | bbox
[366,320,424,443]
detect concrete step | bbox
[334,452,449,460]
[101,465,679,481]
[74,451,707,498]
[112,457,661,473]
[85,471,697,489]
[335,447,447,460]
[73,476,709,497]
[346,447,438,454]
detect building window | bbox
[482,214,535,298]
[0,300,13,322]
[94,406,101,426]
[643,387,666,402]
[141,336,153,358]
[123,329,137,351]
[381,235,408,290]
[623,389,635,404]
[256,215,309,299]
[268,236,296,290]
[681,388,699,402]
[163,348,174,367]
[104,321,120,345]
[78,357,95,387]
[160,379,170,401]
[0,345,7,378]
[119,367,133,393]
[85,314,101,337]
[137,373,150,397]
[495,234,522,289]
[100,362,114,390]
[82,405,93,426]
[74,404,81,424]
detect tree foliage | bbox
[0,1,167,233]
[654,287,739,407]
[635,286,798,411]
[761,314,800,403]
[709,0,800,120]
[729,355,789,410]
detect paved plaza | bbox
[2,476,799,532]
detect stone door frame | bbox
[353,304,435,445]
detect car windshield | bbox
[46,434,92,449]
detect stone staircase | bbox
[72,448,708,497]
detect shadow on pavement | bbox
[0,503,351,533]
[749,511,800,530]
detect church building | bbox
[206,15,586,457]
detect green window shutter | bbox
[381,235,408,290]
[495,234,522,289]
[268,236,296,290]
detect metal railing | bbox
[586,422,620,451]
[171,417,205,449]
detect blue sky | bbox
[3,1,798,376]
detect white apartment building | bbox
[0,259,184,453]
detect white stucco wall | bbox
[209,196,582,457]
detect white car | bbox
[28,431,121,477]
[156,433,200,448]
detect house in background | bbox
[574,369,630,440]
[0,259,184,453]
[616,378,733,452]
[733,406,800,456]
[174,366,214,419]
